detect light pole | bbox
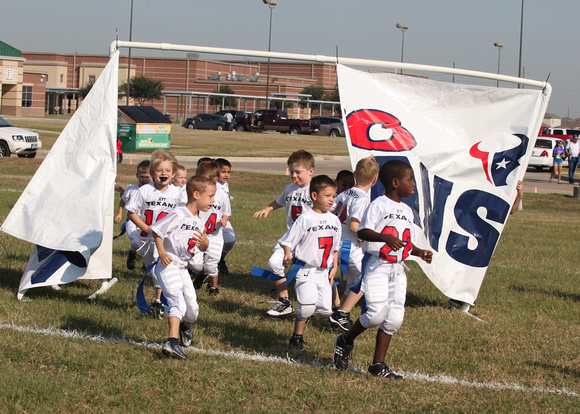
[263,0,277,109]
[494,42,503,87]
[518,0,524,88]
[395,23,408,74]
[126,0,134,105]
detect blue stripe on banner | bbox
[350,252,371,294]
[113,219,127,240]
[334,240,352,286]
[30,246,87,285]
[132,261,158,314]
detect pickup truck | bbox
[250,109,320,135]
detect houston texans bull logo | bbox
[346,109,416,152]
[469,133,529,187]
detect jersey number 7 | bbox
[318,236,333,268]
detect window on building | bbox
[22,85,33,108]
[60,74,64,83]
[89,75,96,84]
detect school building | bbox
[0,40,339,121]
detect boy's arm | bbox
[253,200,283,219]
[348,218,360,234]
[282,245,293,268]
[127,211,149,235]
[411,246,433,264]
[358,228,406,251]
[328,250,339,285]
[194,230,210,252]
[153,231,172,266]
[114,199,126,224]
[510,180,524,215]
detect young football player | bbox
[335,170,355,195]
[173,164,188,188]
[126,149,187,318]
[253,149,315,317]
[190,160,231,296]
[329,156,379,331]
[282,175,342,351]
[114,160,151,270]
[333,160,433,379]
[151,175,214,360]
[215,158,236,275]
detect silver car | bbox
[311,116,344,137]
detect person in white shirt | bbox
[566,135,579,184]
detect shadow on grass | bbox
[59,315,143,346]
[0,267,23,291]
[527,361,580,378]
[405,291,444,308]
[510,284,580,302]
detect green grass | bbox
[10,118,349,157]
[0,154,579,412]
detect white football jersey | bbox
[217,180,230,197]
[199,186,231,237]
[275,183,313,230]
[359,195,415,263]
[126,183,187,239]
[121,182,140,205]
[281,209,342,268]
[331,187,370,246]
[149,206,205,261]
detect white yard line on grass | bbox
[0,188,22,193]
[1,322,577,398]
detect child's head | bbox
[354,156,380,187]
[196,160,220,183]
[310,175,337,213]
[135,160,151,186]
[379,160,415,199]
[215,158,232,183]
[197,157,214,166]
[173,165,187,187]
[287,149,315,187]
[335,170,354,194]
[186,175,216,212]
[150,149,178,188]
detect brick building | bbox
[2,42,339,121]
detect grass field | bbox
[0,138,579,412]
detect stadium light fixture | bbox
[494,42,503,87]
[395,23,408,74]
[263,0,277,109]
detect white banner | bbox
[1,51,119,299]
[338,64,550,305]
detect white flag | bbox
[1,51,120,299]
[338,64,550,305]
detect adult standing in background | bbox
[566,135,579,184]
[224,112,234,131]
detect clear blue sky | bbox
[4,0,579,118]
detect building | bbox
[1,40,339,121]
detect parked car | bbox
[529,137,561,171]
[311,116,344,137]
[215,110,249,131]
[249,109,320,134]
[183,114,226,130]
[0,116,42,158]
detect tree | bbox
[119,76,164,106]
[78,81,95,99]
[299,85,325,109]
[209,85,237,109]
[324,87,341,114]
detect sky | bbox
[3,0,579,118]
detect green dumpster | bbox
[118,106,171,153]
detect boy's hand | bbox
[420,249,433,264]
[253,207,272,219]
[328,267,338,285]
[383,234,406,251]
[219,216,229,227]
[282,252,293,268]
[159,252,173,266]
[114,212,122,224]
[194,231,210,252]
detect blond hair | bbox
[149,149,178,176]
[287,149,315,170]
[354,156,380,186]
[186,175,213,202]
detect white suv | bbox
[0,116,41,158]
